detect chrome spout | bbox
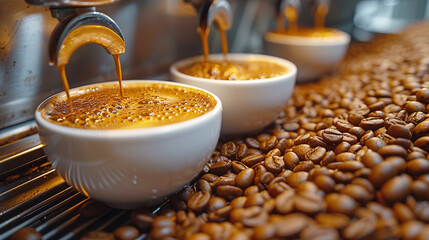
[25,0,124,66]
[48,11,124,65]
[186,0,233,32]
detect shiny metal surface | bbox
[49,11,125,65]
[25,0,119,7]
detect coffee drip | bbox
[56,25,125,101]
[276,0,336,36]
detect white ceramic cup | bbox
[264,30,350,82]
[170,53,297,135]
[35,80,222,209]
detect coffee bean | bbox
[365,137,386,151]
[378,144,408,158]
[335,142,351,154]
[187,192,211,212]
[216,185,243,201]
[221,141,238,159]
[414,120,429,136]
[309,135,329,148]
[381,174,412,202]
[260,136,278,151]
[241,154,264,167]
[113,225,140,240]
[186,233,211,240]
[360,130,374,145]
[231,161,248,174]
[294,192,325,214]
[322,128,343,144]
[286,171,309,188]
[393,202,415,222]
[210,159,231,175]
[246,137,260,149]
[407,158,429,174]
[81,231,115,240]
[201,173,218,183]
[360,150,383,168]
[416,89,429,103]
[292,144,312,160]
[334,119,354,132]
[407,111,425,125]
[11,227,42,240]
[264,156,285,174]
[325,193,358,216]
[414,136,429,152]
[337,161,364,172]
[274,190,296,214]
[300,225,340,240]
[283,152,300,170]
[405,101,425,113]
[388,124,412,139]
[305,146,327,163]
[349,126,365,138]
[336,152,356,162]
[315,213,350,229]
[253,224,276,240]
[399,220,424,240]
[342,218,375,240]
[359,117,384,130]
[348,114,364,126]
[196,179,212,193]
[320,150,336,166]
[411,180,429,201]
[293,161,315,172]
[235,143,248,160]
[235,168,255,189]
[274,213,309,237]
[314,174,335,193]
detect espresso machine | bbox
[0,0,363,238]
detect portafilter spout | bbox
[277,0,301,32]
[25,0,124,66]
[185,0,233,33]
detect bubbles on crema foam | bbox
[42,83,216,129]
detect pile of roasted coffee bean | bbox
[14,22,429,240]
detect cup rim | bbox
[35,80,222,139]
[169,53,297,85]
[264,29,351,46]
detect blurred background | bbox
[1,0,429,130]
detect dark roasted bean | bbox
[305,146,327,163]
[241,154,264,167]
[274,213,309,237]
[231,161,248,174]
[414,136,429,152]
[264,156,285,174]
[236,168,255,189]
[286,171,309,188]
[216,185,243,200]
[293,160,314,172]
[325,193,358,216]
[378,144,408,158]
[361,150,383,168]
[283,151,300,170]
[292,144,312,160]
[309,135,329,148]
[365,137,386,151]
[114,226,140,240]
[187,192,211,212]
[407,158,429,174]
[322,128,343,144]
[210,159,231,175]
[359,117,384,130]
[381,174,412,202]
[315,213,350,229]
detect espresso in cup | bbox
[178,60,289,81]
[39,82,217,129]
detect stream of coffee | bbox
[56,25,125,101]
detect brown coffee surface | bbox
[39,82,216,129]
[179,60,288,80]
[274,27,341,38]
